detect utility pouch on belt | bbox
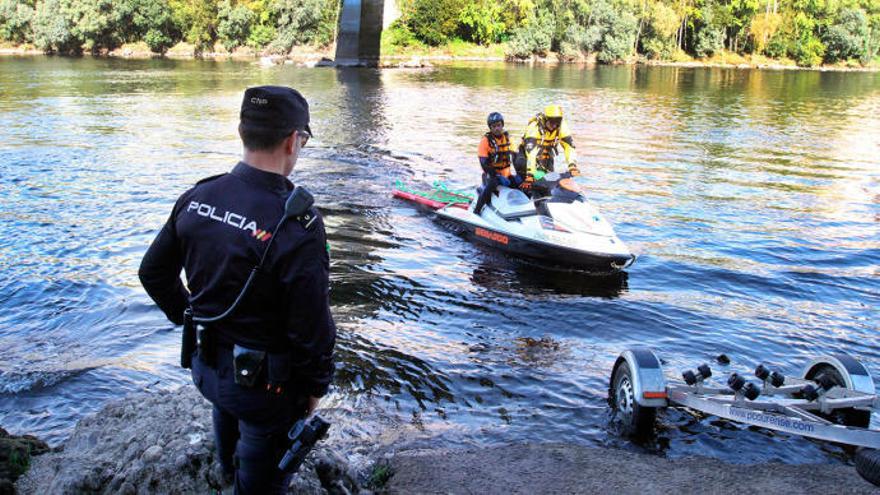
[197,325,217,368]
[181,308,196,369]
[266,353,292,394]
[233,345,266,388]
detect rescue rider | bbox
[516,104,580,197]
[474,112,522,215]
[138,86,335,494]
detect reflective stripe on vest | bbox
[528,117,560,164]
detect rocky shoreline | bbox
[7,386,877,494]
[0,428,48,495]
[14,387,365,494]
[385,443,878,494]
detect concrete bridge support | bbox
[335,0,396,66]
[334,0,383,66]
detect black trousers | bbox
[475,173,523,214]
[192,349,307,494]
[474,174,500,214]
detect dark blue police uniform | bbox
[139,160,335,493]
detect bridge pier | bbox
[334,0,387,66]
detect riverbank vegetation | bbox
[0,0,339,56]
[1,0,878,67]
[389,0,880,66]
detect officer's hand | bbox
[521,176,534,191]
[307,396,320,415]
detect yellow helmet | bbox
[543,104,563,118]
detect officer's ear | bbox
[283,131,297,155]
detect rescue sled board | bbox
[392,180,473,210]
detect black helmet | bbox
[487,112,504,128]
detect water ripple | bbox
[0,60,877,465]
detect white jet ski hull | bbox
[434,184,635,273]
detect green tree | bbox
[383,19,423,47]
[588,0,639,62]
[691,0,726,56]
[246,22,274,47]
[505,7,554,57]
[32,0,80,53]
[750,11,783,54]
[137,0,181,54]
[727,0,760,51]
[62,0,125,53]
[869,12,880,61]
[217,0,254,51]
[559,23,600,58]
[0,0,35,43]
[791,11,825,65]
[459,0,508,44]
[169,0,219,53]
[404,0,467,45]
[269,0,338,52]
[110,0,180,54]
[822,7,869,61]
[240,0,275,49]
[642,1,680,58]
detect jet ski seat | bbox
[491,187,537,220]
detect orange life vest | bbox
[485,131,512,177]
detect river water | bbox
[0,57,878,467]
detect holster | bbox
[233,345,266,388]
[197,325,217,368]
[180,308,196,369]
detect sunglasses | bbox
[296,128,311,147]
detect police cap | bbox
[240,86,312,137]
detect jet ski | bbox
[393,174,636,272]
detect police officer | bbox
[138,86,335,494]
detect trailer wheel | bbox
[855,448,880,487]
[610,361,656,438]
[806,364,871,428]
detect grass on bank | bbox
[700,51,796,66]
[367,462,394,489]
[636,49,880,69]
[380,32,506,59]
[698,50,878,68]
[8,446,31,478]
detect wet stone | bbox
[0,427,50,491]
[142,445,162,462]
[15,387,360,494]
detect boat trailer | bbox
[609,348,880,487]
